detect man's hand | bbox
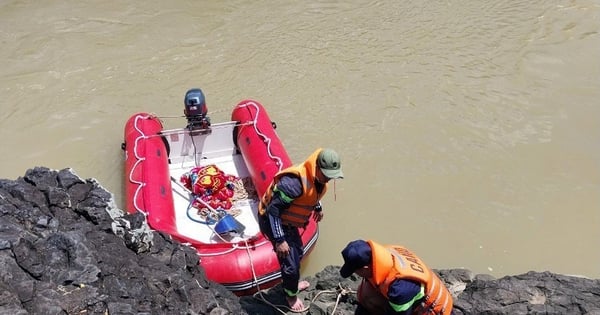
[276,240,290,258]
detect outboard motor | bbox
[184,88,211,131]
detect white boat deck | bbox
[161,122,262,245]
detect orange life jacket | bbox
[367,240,454,315]
[259,149,327,227]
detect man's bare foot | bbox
[285,281,310,312]
[298,280,310,291]
[286,295,305,312]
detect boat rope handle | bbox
[128,114,155,216]
[150,106,230,120]
[237,101,284,173]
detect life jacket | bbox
[259,149,326,227]
[367,240,454,315]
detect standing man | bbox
[339,239,454,315]
[259,148,344,311]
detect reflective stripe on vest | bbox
[258,149,326,227]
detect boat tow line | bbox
[252,282,356,314]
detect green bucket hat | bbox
[317,149,344,179]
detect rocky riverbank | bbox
[1,167,599,314]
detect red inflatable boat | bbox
[122,99,319,295]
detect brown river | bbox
[1,1,599,280]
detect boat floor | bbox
[169,151,263,246]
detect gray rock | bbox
[0,167,243,315]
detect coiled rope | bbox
[251,277,356,314]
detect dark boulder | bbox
[1,167,599,315]
[0,167,242,315]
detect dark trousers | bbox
[258,215,305,296]
[278,226,304,296]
